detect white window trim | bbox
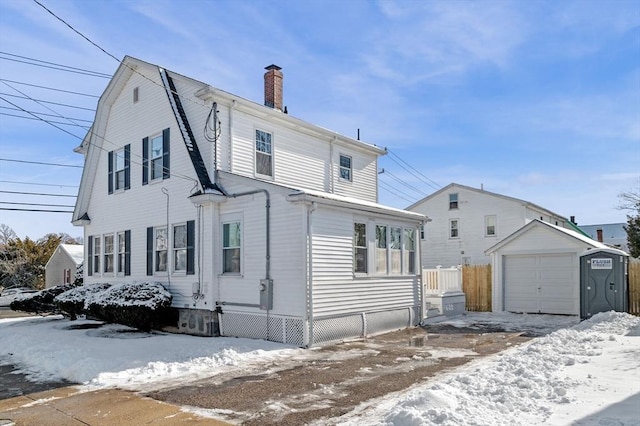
[172,223,187,275]
[114,148,126,192]
[154,226,168,274]
[93,236,101,276]
[149,132,164,182]
[102,233,115,275]
[449,219,460,239]
[221,217,243,276]
[485,215,497,237]
[449,193,459,210]
[254,128,274,179]
[375,224,388,275]
[339,154,352,182]
[353,220,368,275]
[116,231,126,276]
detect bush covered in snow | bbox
[53,281,173,331]
[87,282,172,331]
[54,283,112,320]
[10,283,77,314]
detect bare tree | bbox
[0,224,17,247]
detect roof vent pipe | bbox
[264,65,283,111]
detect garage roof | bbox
[485,219,607,255]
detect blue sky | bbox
[0,0,638,240]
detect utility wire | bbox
[0,51,111,78]
[0,78,100,98]
[378,180,416,204]
[0,180,78,188]
[385,148,441,190]
[0,207,72,213]
[379,168,428,197]
[0,92,95,111]
[0,112,91,128]
[0,201,75,208]
[0,158,82,168]
[0,106,93,122]
[0,190,76,197]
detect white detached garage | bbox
[486,219,607,315]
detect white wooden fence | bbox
[422,266,463,296]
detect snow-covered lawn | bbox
[1,311,638,425]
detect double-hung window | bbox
[339,154,352,181]
[155,227,168,272]
[354,223,368,273]
[103,235,114,273]
[375,225,388,274]
[93,237,101,274]
[390,227,402,274]
[223,221,241,274]
[450,219,459,238]
[449,193,458,209]
[404,228,416,274]
[255,130,273,177]
[117,232,126,274]
[108,145,130,194]
[173,224,187,272]
[485,215,496,237]
[142,128,170,185]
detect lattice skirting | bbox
[219,306,419,347]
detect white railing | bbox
[422,266,463,296]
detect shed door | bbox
[503,253,577,315]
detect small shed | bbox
[486,220,606,315]
[44,244,84,288]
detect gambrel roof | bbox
[72,56,388,225]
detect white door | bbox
[503,253,577,315]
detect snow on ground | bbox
[1,311,638,425]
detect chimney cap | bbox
[265,64,282,71]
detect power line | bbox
[0,180,78,188]
[0,96,85,139]
[0,106,93,122]
[0,207,72,213]
[0,190,76,198]
[0,158,83,168]
[379,180,416,204]
[0,112,91,128]
[0,201,75,208]
[379,168,428,197]
[0,51,111,78]
[0,92,95,111]
[385,148,441,190]
[0,78,100,98]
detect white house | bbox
[72,56,426,346]
[407,183,582,268]
[486,220,608,316]
[44,244,84,288]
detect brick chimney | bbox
[264,65,283,111]
[596,228,603,243]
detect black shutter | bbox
[124,230,131,276]
[146,227,153,276]
[87,236,93,276]
[162,128,170,179]
[107,151,113,194]
[186,220,195,275]
[142,137,149,185]
[124,144,131,190]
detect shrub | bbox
[10,284,77,314]
[54,283,112,320]
[85,282,172,331]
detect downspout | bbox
[306,201,317,347]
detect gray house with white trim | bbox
[72,56,425,346]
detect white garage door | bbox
[503,253,577,315]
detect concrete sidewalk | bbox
[0,386,229,425]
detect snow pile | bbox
[337,311,640,426]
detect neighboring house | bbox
[407,183,582,268]
[579,223,629,254]
[486,219,608,316]
[44,244,84,288]
[72,56,425,346]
